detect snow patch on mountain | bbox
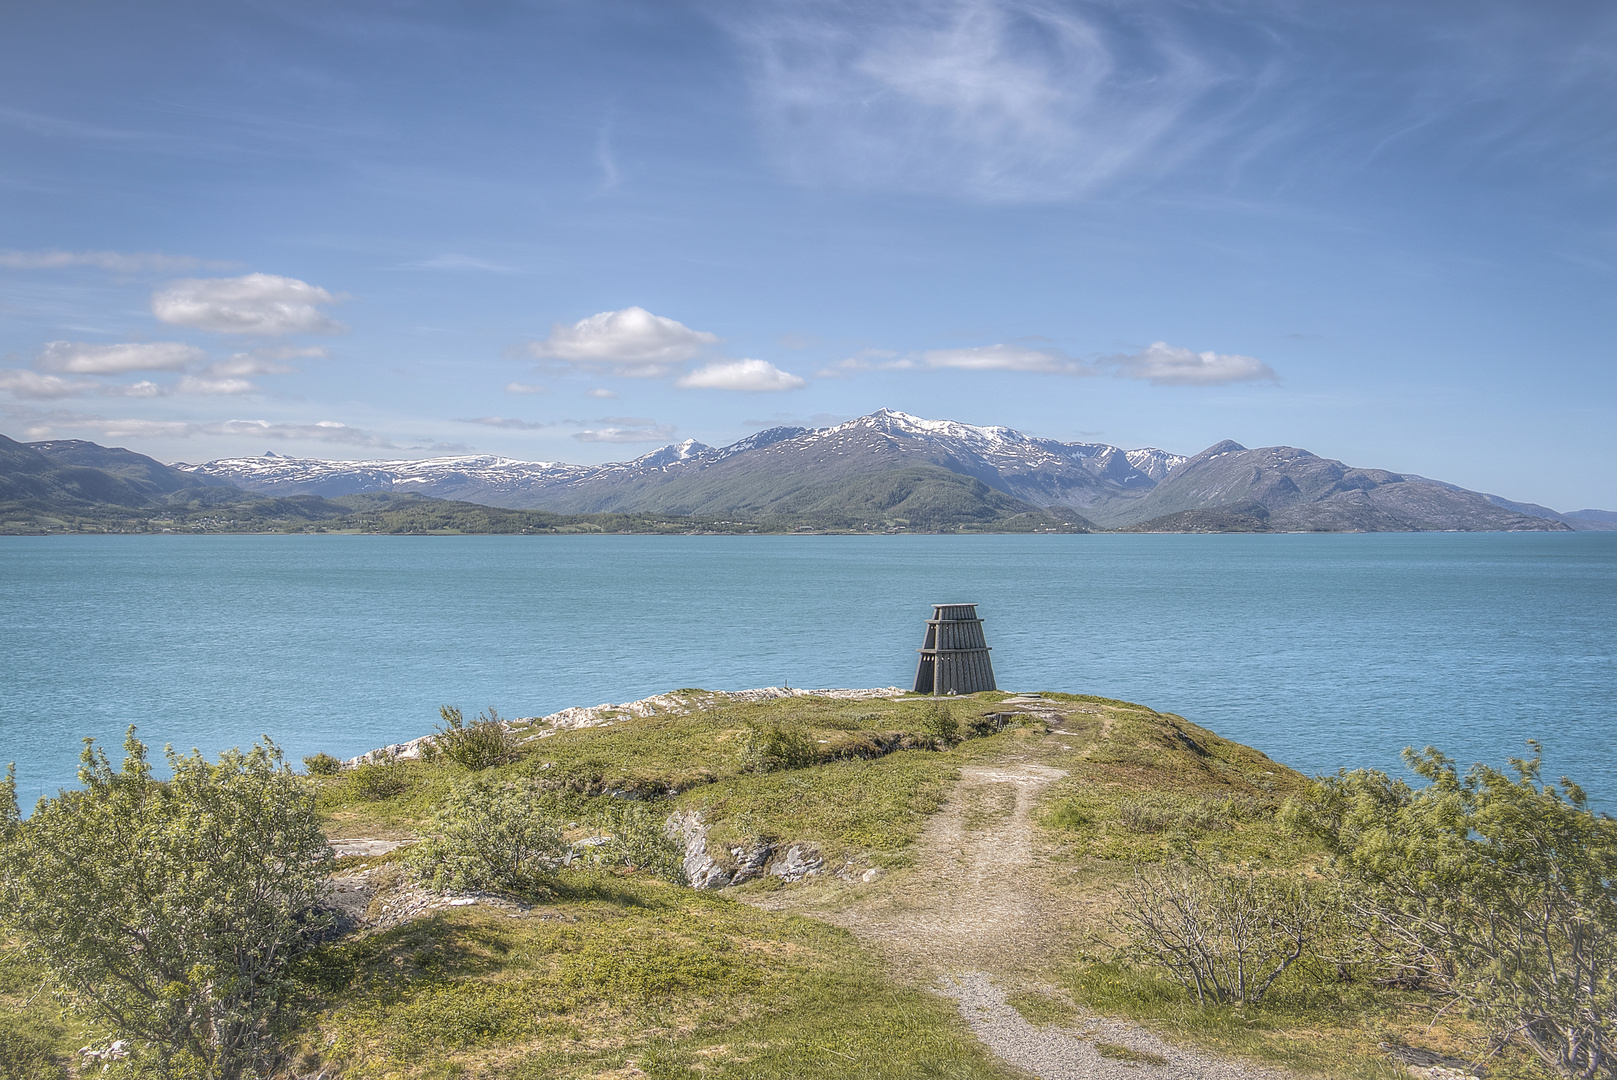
[174,408,1188,508]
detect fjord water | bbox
[2,533,1613,811]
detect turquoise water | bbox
[2,533,1614,811]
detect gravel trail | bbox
[748,720,1296,1080]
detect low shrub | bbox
[1111,859,1326,1006]
[429,706,519,771]
[587,801,688,884]
[738,722,816,774]
[1309,745,1617,1080]
[303,752,342,776]
[406,779,566,894]
[348,752,412,800]
[915,700,960,747]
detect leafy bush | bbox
[915,700,960,747]
[1111,859,1325,1006]
[406,779,567,893]
[1309,744,1617,1080]
[0,733,332,1080]
[738,722,816,774]
[585,801,688,885]
[303,751,342,775]
[429,705,519,771]
[348,749,412,800]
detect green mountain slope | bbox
[0,434,1091,534]
[1093,440,1565,531]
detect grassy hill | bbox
[6,688,1556,1080]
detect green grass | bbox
[1003,988,1078,1029]
[1058,960,1551,1080]
[313,693,1023,871]
[1095,1041,1168,1065]
[1031,697,1321,866]
[289,872,1017,1080]
[0,944,97,1080]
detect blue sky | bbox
[1,1,1613,509]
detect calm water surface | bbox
[2,533,1613,809]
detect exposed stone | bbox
[862,867,885,883]
[729,839,775,885]
[768,844,823,882]
[665,810,732,889]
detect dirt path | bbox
[748,736,1288,1080]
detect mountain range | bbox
[4,409,1610,534]
[174,408,1609,532]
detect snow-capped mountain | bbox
[169,408,1567,531]
[176,409,1188,514]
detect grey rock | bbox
[665,810,732,889]
[768,844,823,882]
[729,840,775,885]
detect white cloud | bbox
[0,369,99,399]
[0,369,178,399]
[0,249,234,272]
[461,416,552,430]
[1108,341,1278,385]
[205,419,397,447]
[725,0,1238,202]
[0,407,406,449]
[252,344,327,361]
[573,417,677,443]
[91,419,199,439]
[177,375,257,396]
[106,381,164,398]
[677,358,806,392]
[527,307,719,377]
[585,388,619,399]
[37,340,202,374]
[505,381,548,395]
[151,273,346,335]
[205,354,294,378]
[821,349,912,376]
[922,344,1087,374]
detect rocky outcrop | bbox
[664,810,825,890]
[346,686,907,767]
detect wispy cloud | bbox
[9,412,404,448]
[585,388,618,399]
[526,307,719,378]
[922,344,1086,375]
[407,254,523,273]
[825,338,1276,385]
[460,416,553,430]
[504,382,548,395]
[0,249,237,273]
[722,0,1247,202]
[573,416,676,443]
[152,273,346,335]
[0,369,101,399]
[206,353,296,378]
[37,341,202,374]
[677,358,805,392]
[176,375,258,396]
[1105,342,1277,386]
[596,118,621,192]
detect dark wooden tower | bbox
[913,603,996,695]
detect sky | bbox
[1,0,1614,510]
